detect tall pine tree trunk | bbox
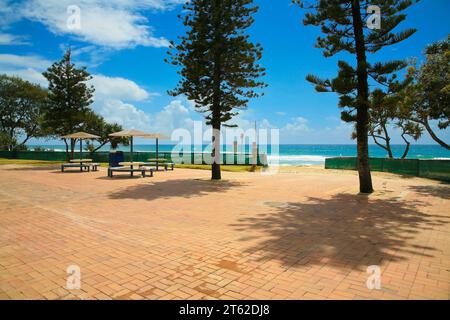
[211,119,221,180]
[211,54,221,180]
[351,0,373,194]
[211,0,222,181]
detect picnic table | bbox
[62,159,97,172]
[70,159,92,164]
[108,161,153,178]
[118,161,145,177]
[118,161,145,167]
[146,158,169,171]
[71,159,99,171]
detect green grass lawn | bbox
[0,158,261,172]
[0,158,63,166]
[175,164,262,172]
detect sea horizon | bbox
[25,143,450,166]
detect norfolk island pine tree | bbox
[294,0,418,193]
[167,0,267,180]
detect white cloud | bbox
[225,110,258,130]
[259,119,274,129]
[0,53,171,133]
[277,115,392,144]
[276,117,355,144]
[0,54,50,86]
[0,1,19,27]
[92,98,197,136]
[0,52,160,101]
[94,99,152,130]
[218,114,352,144]
[90,75,156,102]
[281,117,311,138]
[2,68,48,86]
[0,54,50,69]
[0,33,28,45]
[66,45,110,67]
[14,0,182,49]
[152,99,195,132]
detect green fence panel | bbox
[419,160,450,182]
[0,151,13,159]
[382,158,419,176]
[368,158,384,171]
[325,157,357,170]
[2,151,68,161]
[325,157,450,182]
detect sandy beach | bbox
[0,164,449,300]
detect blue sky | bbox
[0,0,449,145]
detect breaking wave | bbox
[267,154,328,165]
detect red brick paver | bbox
[0,165,449,300]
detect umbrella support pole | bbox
[131,136,134,177]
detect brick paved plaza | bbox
[0,165,449,299]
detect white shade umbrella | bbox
[109,129,153,162]
[144,133,170,160]
[108,129,152,137]
[61,131,100,159]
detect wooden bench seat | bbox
[61,163,90,172]
[143,162,175,171]
[108,166,154,178]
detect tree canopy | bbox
[403,36,450,150]
[42,49,95,158]
[0,50,126,155]
[297,0,417,193]
[0,74,48,150]
[167,0,266,179]
[82,111,128,152]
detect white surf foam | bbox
[267,154,328,164]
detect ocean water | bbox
[28,144,450,166]
[267,144,450,166]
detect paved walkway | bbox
[0,165,449,299]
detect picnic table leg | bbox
[131,165,134,177]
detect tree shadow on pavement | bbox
[107,178,247,201]
[230,193,450,270]
[407,183,450,200]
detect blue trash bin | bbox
[109,151,124,167]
